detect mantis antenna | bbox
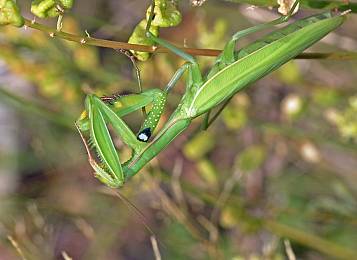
[115,49,143,94]
[99,187,166,250]
[113,190,164,246]
[115,48,147,118]
[102,49,147,118]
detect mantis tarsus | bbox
[76,1,348,188]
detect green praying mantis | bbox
[75,1,349,188]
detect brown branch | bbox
[24,18,357,60]
[296,52,357,60]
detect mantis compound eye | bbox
[137,128,152,142]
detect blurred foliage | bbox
[0,0,24,27]
[31,0,75,18]
[325,96,357,141]
[236,145,266,172]
[0,0,357,259]
[128,0,181,61]
[226,0,357,13]
[145,0,181,27]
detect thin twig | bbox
[197,215,219,243]
[171,158,188,212]
[150,236,162,260]
[23,18,357,60]
[7,235,27,260]
[265,220,357,259]
[143,172,208,242]
[284,239,296,260]
[196,216,221,259]
[210,169,243,223]
[61,251,73,260]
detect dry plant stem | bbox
[284,239,296,260]
[150,236,162,260]
[265,220,357,259]
[156,171,357,259]
[24,19,357,60]
[196,215,219,244]
[210,169,243,223]
[61,251,73,260]
[143,172,207,241]
[144,171,222,259]
[7,235,27,260]
[170,158,188,212]
[197,218,220,259]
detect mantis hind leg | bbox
[146,31,203,85]
[145,0,203,86]
[220,0,300,65]
[202,1,300,130]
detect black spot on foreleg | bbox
[137,128,152,142]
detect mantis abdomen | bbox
[191,12,345,116]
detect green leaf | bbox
[127,1,182,61]
[128,19,159,61]
[31,0,74,18]
[0,0,24,27]
[146,0,182,27]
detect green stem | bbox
[264,220,357,259]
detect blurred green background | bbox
[0,0,357,259]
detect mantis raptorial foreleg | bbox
[76,89,169,187]
[76,57,200,186]
[76,95,135,187]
